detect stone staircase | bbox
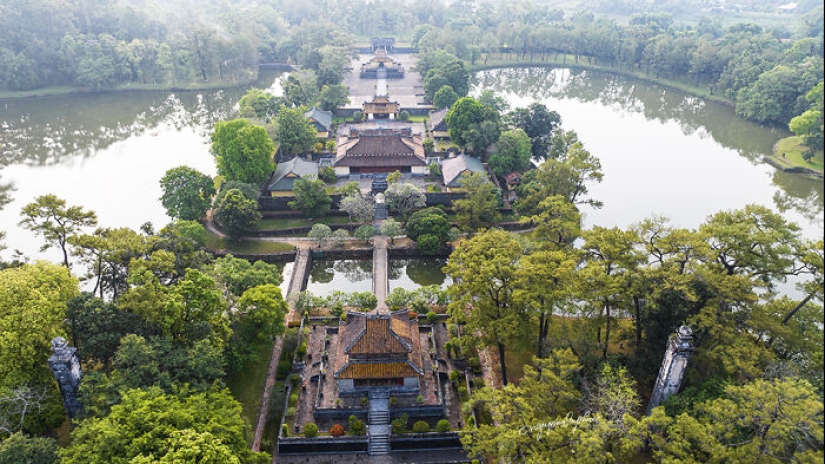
[368,390,391,456]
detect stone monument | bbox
[646,325,694,415]
[48,337,83,419]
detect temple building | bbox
[304,107,333,138]
[441,154,485,188]
[334,311,424,394]
[359,49,405,79]
[333,127,427,175]
[363,95,400,120]
[267,157,318,196]
[428,107,450,139]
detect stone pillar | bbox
[48,337,83,419]
[646,325,694,415]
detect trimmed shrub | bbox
[436,419,451,433]
[303,422,318,438]
[349,415,366,435]
[285,407,296,418]
[449,370,460,383]
[289,393,299,406]
[319,166,336,183]
[426,311,439,324]
[282,424,289,437]
[330,424,346,437]
[412,420,430,433]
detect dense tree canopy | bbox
[211,119,274,185]
[213,189,262,240]
[0,262,79,387]
[159,166,215,221]
[61,386,269,464]
[276,107,317,157]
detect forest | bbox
[0,0,822,130]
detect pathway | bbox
[251,336,283,452]
[372,235,388,312]
[368,390,391,456]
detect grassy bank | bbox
[204,230,294,254]
[470,56,734,107]
[773,136,824,174]
[226,339,276,428]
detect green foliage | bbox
[215,181,261,204]
[238,284,287,341]
[789,81,824,157]
[453,172,501,233]
[422,52,470,102]
[214,189,262,240]
[239,88,278,119]
[433,85,459,110]
[67,293,151,365]
[406,207,450,242]
[505,103,562,161]
[436,419,451,433]
[212,119,274,185]
[488,128,532,177]
[735,65,809,125]
[0,433,58,464]
[444,97,485,148]
[351,291,378,310]
[354,224,375,244]
[289,176,332,218]
[62,386,269,464]
[348,415,366,435]
[416,234,442,255]
[277,107,317,157]
[379,218,404,243]
[412,420,430,433]
[19,194,98,268]
[423,139,435,154]
[0,262,79,387]
[160,166,215,221]
[308,224,333,247]
[318,84,349,112]
[384,182,426,219]
[399,110,411,122]
[318,166,337,183]
[339,193,374,224]
[662,377,728,417]
[391,413,408,434]
[211,255,283,297]
[426,311,439,323]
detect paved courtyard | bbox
[343,53,430,110]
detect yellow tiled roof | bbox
[337,361,421,379]
[350,318,408,355]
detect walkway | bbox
[368,390,391,456]
[372,235,388,312]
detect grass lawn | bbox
[204,231,294,254]
[258,215,351,230]
[408,115,428,123]
[774,136,824,173]
[225,339,277,429]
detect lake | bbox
[0,67,820,272]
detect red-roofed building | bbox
[334,310,424,393]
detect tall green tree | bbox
[237,284,287,341]
[211,119,274,185]
[159,166,215,221]
[506,103,562,160]
[318,84,349,112]
[276,106,317,157]
[19,194,98,268]
[488,128,532,177]
[213,189,261,240]
[289,176,332,218]
[453,172,500,233]
[789,81,824,160]
[0,262,79,387]
[445,229,527,386]
[432,85,459,110]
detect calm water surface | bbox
[473,68,823,239]
[1,67,821,270]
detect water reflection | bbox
[475,68,785,163]
[388,258,452,290]
[305,259,373,297]
[473,67,823,237]
[0,90,245,169]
